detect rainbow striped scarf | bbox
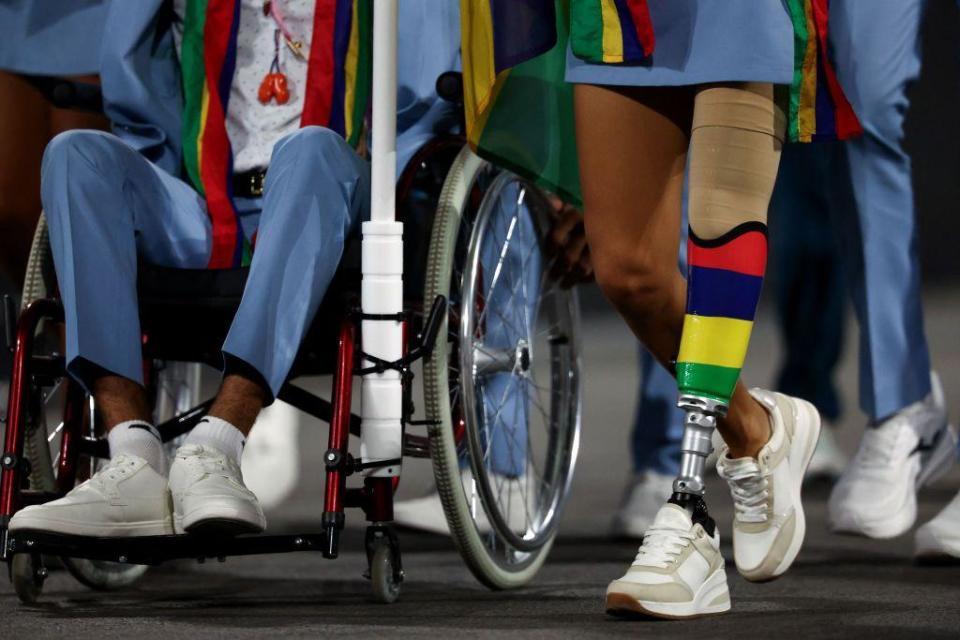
[569,0,654,63]
[568,0,861,144]
[784,0,861,142]
[180,0,371,268]
[675,223,768,405]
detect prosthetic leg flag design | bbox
[676,222,768,406]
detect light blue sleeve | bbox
[395,0,461,172]
[0,0,108,75]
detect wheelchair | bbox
[0,77,583,603]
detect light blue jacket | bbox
[0,0,108,75]
[97,0,461,179]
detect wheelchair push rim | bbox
[423,146,582,588]
[458,172,580,552]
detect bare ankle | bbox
[93,375,151,429]
[719,396,771,459]
[208,374,267,436]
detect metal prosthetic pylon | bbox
[667,394,728,533]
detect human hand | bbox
[544,194,593,289]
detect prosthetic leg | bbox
[669,84,785,521]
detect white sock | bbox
[184,416,246,465]
[107,420,166,474]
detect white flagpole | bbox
[360,0,402,479]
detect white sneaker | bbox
[9,454,173,537]
[805,426,847,481]
[168,444,266,535]
[716,389,821,582]
[394,468,531,535]
[828,374,957,539]
[610,470,677,539]
[915,489,960,563]
[605,503,730,619]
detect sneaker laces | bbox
[718,457,770,523]
[90,454,138,487]
[632,526,696,569]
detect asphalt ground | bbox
[3,288,960,638]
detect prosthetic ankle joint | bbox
[674,395,727,497]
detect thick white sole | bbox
[10,514,173,537]
[174,497,265,536]
[606,567,731,620]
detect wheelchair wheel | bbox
[422,147,581,589]
[11,553,46,605]
[17,216,200,591]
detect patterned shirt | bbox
[173,0,314,172]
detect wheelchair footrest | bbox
[7,530,330,565]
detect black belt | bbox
[232,167,267,198]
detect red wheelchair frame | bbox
[0,135,462,601]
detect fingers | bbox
[543,195,594,289]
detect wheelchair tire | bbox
[11,553,46,605]
[368,543,402,604]
[422,147,581,589]
[21,213,57,493]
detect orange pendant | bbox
[258,72,290,105]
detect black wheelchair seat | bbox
[136,236,362,375]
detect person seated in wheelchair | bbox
[9,0,462,538]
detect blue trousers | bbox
[42,126,368,399]
[828,0,934,420]
[769,144,846,423]
[42,124,531,476]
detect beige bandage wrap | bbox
[688,83,787,240]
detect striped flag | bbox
[784,0,861,142]
[461,0,582,205]
[569,0,654,64]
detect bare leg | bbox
[208,374,267,437]
[0,72,47,287]
[0,73,107,287]
[93,375,152,429]
[573,84,770,460]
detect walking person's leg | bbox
[575,81,820,618]
[824,0,957,540]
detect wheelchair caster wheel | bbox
[12,554,46,604]
[369,543,402,604]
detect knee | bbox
[264,127,364,227]
[41,131,131,226]
[270,126,357,177]
[592,248,677,315]
[42,130,123,172]
[41,131,127,195]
